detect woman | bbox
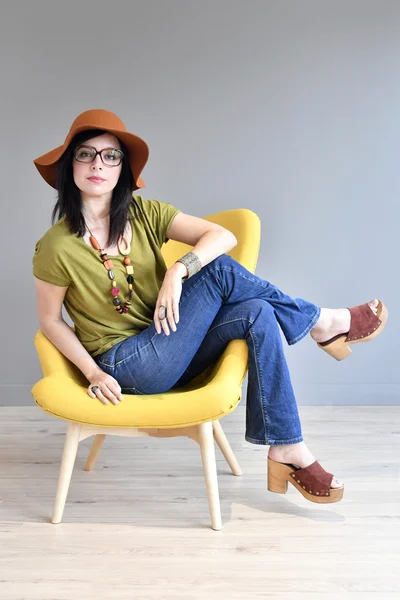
[32,109,388,504]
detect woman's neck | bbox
[81,197,111,227]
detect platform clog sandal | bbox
[267,456,344,504]
[316,299,388,361]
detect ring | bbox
[91,385,100,394]
[159,305,166,320]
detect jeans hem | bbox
[287,307,321,346]
[245,435,304,446]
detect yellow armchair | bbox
[31,207,261,530]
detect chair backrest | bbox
[34,208,261,378]
[161,208,261,273]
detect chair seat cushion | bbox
[31,340,248,428]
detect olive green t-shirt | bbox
[32,194,181,357]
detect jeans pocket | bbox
[95,360,144,394]
[121,387,144,395]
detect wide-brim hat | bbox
[33,108,149,190]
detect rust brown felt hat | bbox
[33,108,149,190]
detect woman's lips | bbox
[88,177,105,183]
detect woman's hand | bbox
[87,368,124,405]
[154,265,185,335]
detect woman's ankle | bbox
[268,441,315,468]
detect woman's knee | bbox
[209,254,234,266]
[208,254,235,269]
[224,298,275,324]
[244,299,276,325]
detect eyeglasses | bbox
[74,145,124,167]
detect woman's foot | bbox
[268,442,343,488]
[310,299,379,344]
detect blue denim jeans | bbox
[93,255,321,446]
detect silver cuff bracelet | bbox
[175,251,202,280]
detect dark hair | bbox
[52,129,143,247]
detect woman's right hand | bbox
[87,368,124,405]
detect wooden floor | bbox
[1,405,399,599]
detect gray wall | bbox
[1,0,398,406]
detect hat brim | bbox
[33,125,148,190]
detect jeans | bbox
[93,254,321,446]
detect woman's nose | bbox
[91,155,103,168]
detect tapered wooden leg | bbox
[84,434,106,471]
[212,420,243,476]
[52,422,82,524]
[198,422,222,531]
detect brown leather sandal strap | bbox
[346,302,382,342]
[290,461,334,496]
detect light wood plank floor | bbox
[1,405,399,599]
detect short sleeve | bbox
[32,236,72,287]
[135,197,181,247]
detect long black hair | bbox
[52,129,143,247]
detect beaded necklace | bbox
[86,224,134,315]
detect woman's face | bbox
[72,132,123,199]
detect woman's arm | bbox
[39,319,101,382]
[34,277,102,381]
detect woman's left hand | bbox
[154,268,183,335]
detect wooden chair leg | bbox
[212,420,243,476]
[198,421,222,531]
[84,434,106,471]
[52,422,82,524]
